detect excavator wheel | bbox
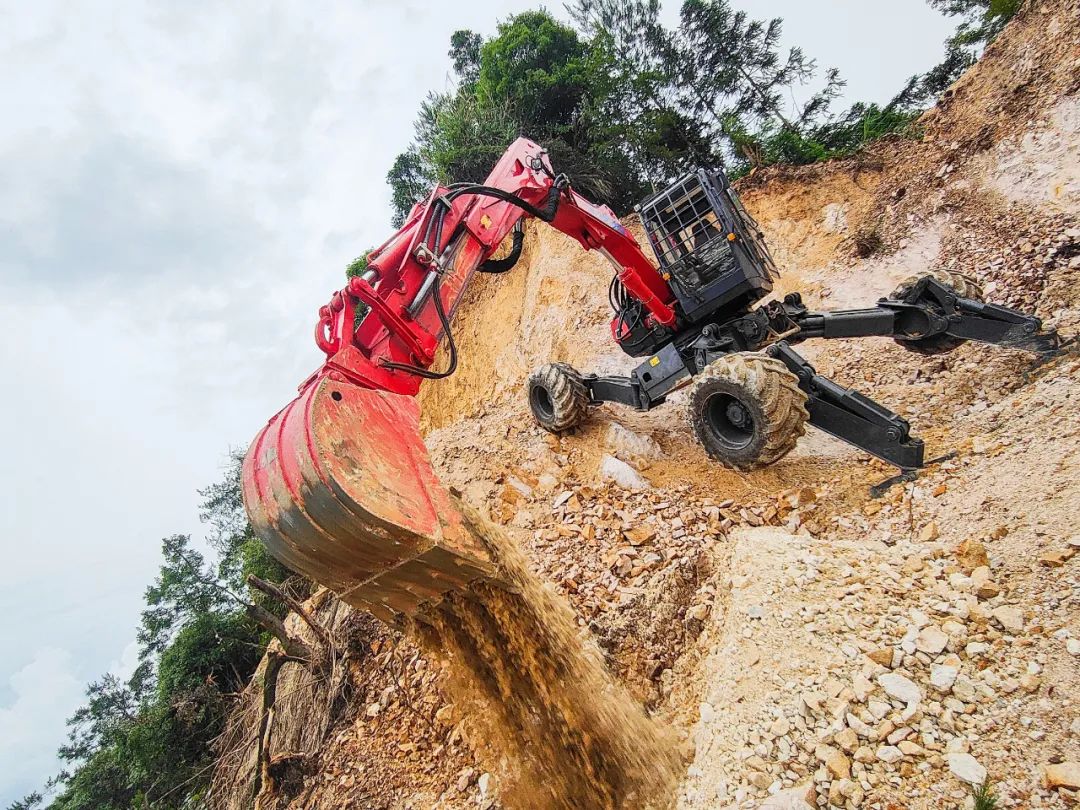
[528,362,590,433]
[889,270,985,356]
[689,354,809,471]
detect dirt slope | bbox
[215,2,1080,807]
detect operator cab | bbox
[637,169,777,324]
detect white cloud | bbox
[0,648,84,801]
[108,640,141,683]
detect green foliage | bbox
[198,451,291,602]
[931,0,1019,45]
[386,148,435,228]
[36,454,298,810]
[387,8,650,224]
[7,793,43,810]
[812,103,920,156]
[345,250,373,279]
[971,778,999,810]
[155,611,261,699]
[384,0,1021,227]
[475,11,589,128]
[898,0,1022,108]
[570,0,846,176]
[449,29,483,85]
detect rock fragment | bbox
[947,753,987,785]
[991,605,1024,633]
[878,673,922,705]
[1042,762,1080,790]
[598,454,649,490]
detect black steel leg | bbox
[767,342,925,470]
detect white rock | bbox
[930,663,959,691]
[846,713,875,739]
[878,673,922,705]
[876,745,903,764]
[952,676,978,703]
[916,626,949,655]
[759,787,814,809]
[868,700,891,720]
[598,454,650,490]
[965,642,990,657]
[947,753,987,785]
[700,702,717,723]
[852,673,874,703]
[1067,639,1080,656]
[822,203,849,234]
[991,606,1024,633]
[604,422,663,470]
[478,772,494,797]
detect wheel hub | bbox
[726,400,750,428]
[706,393,755,450]
[530,385,555,420]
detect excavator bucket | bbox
[241,375,499,624]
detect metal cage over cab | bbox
[636,169,778,321]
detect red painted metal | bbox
[242,137,678,620]
[242,376,497,623]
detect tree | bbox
[345,250,373,279]
[569,0,844,173]
[137,534,230,661]
[475,11,590,129]
[931,0,1020,46]
[38,454,311,810]
[386,9,649,224]
[7,793,43,810]
[386,148,435,227]
[198,451,291,597]
[675,0,842,133]
[449,29,483,84]
[897,0,1022,109]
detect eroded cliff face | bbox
[216,2,1080,807]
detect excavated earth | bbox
[212,1,1080,808]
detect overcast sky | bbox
[0,0,957,802]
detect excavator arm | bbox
[310,137,675,397]
[242,138,675,623]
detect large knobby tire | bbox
[527,363,590,433]
[689,354,809,471]
[889,270,984,356]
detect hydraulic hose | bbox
[387,177,564,378]
[378,273,458,380]
[479,221,525,274]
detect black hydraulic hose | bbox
[378,273,458,380]
[385,178,565,379]
[479,222,525,273]
[446,181,563,222]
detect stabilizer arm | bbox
[788,277,1059,354]
[767,342,925,469]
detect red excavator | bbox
[242,137,1058,622]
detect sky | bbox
[0,0,957,802]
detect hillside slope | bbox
[214,2,1080,807]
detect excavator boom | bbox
[242,138,673,622]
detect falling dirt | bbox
[410,497,683,810]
